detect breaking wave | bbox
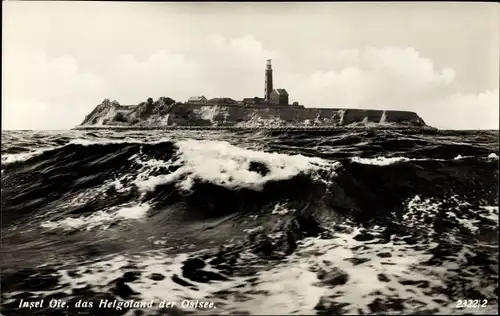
[1,138,339,232]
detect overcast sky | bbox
[2,2,499,130]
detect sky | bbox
[2,1,499,130]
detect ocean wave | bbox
[2,129,498,316]
[1,137,163,166]
[14,205,498,315]
[130,139,339,192]
[2,138,340,231]
[1,146,58,164]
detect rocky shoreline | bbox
[77,98,433,130]
[74,125,438,132]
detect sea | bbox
[1,128,499,315]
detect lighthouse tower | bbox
[265,59,273,102]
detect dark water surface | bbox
[1,129,499,315]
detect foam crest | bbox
[480,206,498,223]
[1,146,58,164]
[1,137,157,165]
[41,204,150,231]
[349,155,488,166]
[68,137,148,146]
[351,156,412,166]
[134,139,338,192]
[487,153,499,160]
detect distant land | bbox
[76,97,433,130]
[76,59,433,130]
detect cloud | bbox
[2,98,48,131]
[282,47,457,109]
[419,89,499,130]
[3,51,106,129]
[2,35,497,130]
[104,51,199,104]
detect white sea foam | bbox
[349,155,483,166]
[1,146,59,164]
[403,195,441,229]
[40,204,151,231]
[254,232,445,315]
[351,156,412,166]
[2,152,42,164]
[487,153,499,160]
[31,223,486,315]
[21,196,500,315]
[133,139,338,192]
[271,203,295,215]
[404,195,497,234]
[452,154,491,160]
[480,206,499,223]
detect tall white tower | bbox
[265,59,273,102]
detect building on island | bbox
[242,98,255,105]
[263,59,291,106]
[187,96,207,105]
[270,89,289,106]
[243,97,266,106]
[185,60,297,107]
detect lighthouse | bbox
[265,59,273,102]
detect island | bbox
[76,60,432,130]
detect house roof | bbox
[273,89,288,96]
[188,96,207,101]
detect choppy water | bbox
[1,128,499,315]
